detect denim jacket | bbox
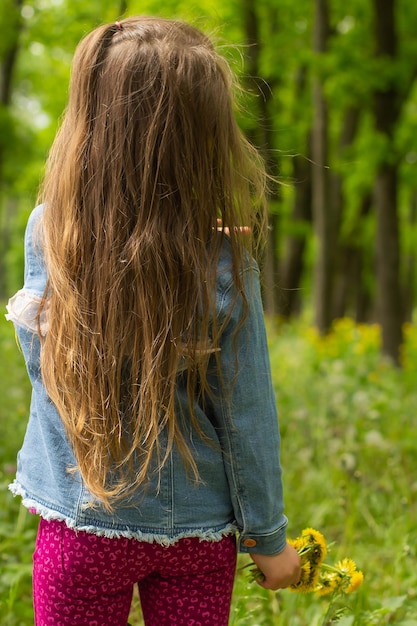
[6,205,288,555]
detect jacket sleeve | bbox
[5,205,48,334]
[207,260,288,555]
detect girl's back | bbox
[6,17,300,625]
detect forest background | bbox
[2,0,417,363]
[1,0,417,624]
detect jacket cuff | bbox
[238,517,288,555]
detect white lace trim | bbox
[5,289,48,335]
[9,481,238,544]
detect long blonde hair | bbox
[38,16,267,509]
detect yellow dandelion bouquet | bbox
[246,528,363,619]
[287,528,363,595]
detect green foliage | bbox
[2,0,417,316]
[2,314,417,623]
[0,312,36,624]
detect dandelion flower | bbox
[244,527,363,599]
[289,528,327,592]
[346,570,364,593]
[335,558,357,577]
[314,571,339,597]
[288,536,308,552]
[301,528,327,564]
[290,560,317,593]
[315,559,363,595]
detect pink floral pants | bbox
[33,518,237,625]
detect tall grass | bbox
[0,314,37,625]
[1,313,417,624]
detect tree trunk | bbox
[331,193,374,322]
[263,213,279,315]
[279,152,312,317]
[311,0,333,333]
[0,0,23,299]
[241,0,281,317]
[278,65,312,319]
[374,166,403,361]
[372,0,403,364]
[403,191,417,322]
[330,106,361,319]
[356,193,376,323]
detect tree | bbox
[2,0,417,360]
[372,0,403,363]
[0,0,23,298]
[371,0,417,363]
[240,0,281,316]
[311,0,334,333]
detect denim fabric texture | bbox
[7,205,287,555]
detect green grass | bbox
[1,312,417,624]
[0,314,37,625]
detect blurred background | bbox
[2,2,417,624]
[2,0,417,364]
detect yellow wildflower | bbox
[319,558,364,595]
[289,528,327,592]
[288,536,308,552]
[290,559,318,593]
[244,528,363,599]
[301,528,327,564]
[314,571,339,597]
[335,558,357,577]
[346,569,364,593]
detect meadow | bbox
[1,313,417,625]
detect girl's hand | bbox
[250,543,301,590]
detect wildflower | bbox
[245,528,363,598]
[288,535,308,553]
[289,528,327,592]
[300,528,327,564]
[333,558,364,594]
[311,557,363,596]
[314,571,339,597]
[335,558,357,579]
[346,570,364,593]
[291,559,315,592]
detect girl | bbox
[6,16,300,626]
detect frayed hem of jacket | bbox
[9,480,238,545]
